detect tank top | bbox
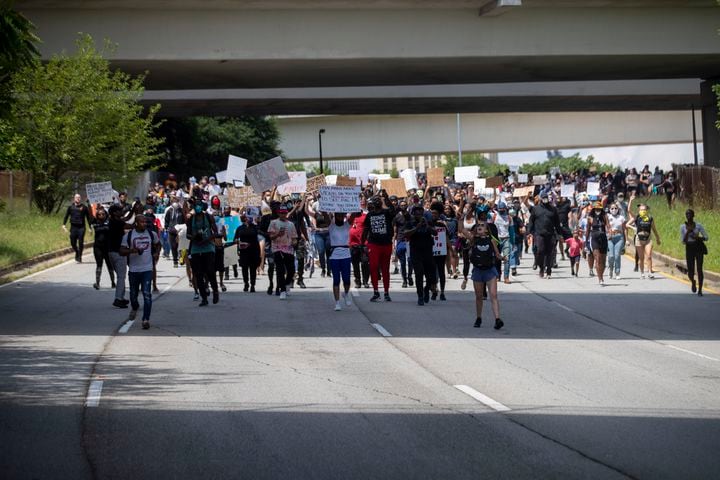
[590,211,606,233]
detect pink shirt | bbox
[565,237,583,257]
[268,219,297,254]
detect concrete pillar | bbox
[701,79,720,168]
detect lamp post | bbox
[318,128,326,174]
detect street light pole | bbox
[318,129,326,173]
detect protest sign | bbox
[348,170,369,185]
[85,181,114,204]
[474,178,486,191]
[216,215,242,243]
[560,184,576,198]
[485,175,504,188]
[318,186,361,213]
[508,165,520,173]
[369,173,391,181]
[227,186,262,208]
[336,176,357,187]
[533,175,548,185]
[550,167,561,177]
[382,178,408,198]
[433,227,448,256]
[454,166,479,183]
[215,170,227,184]
[513,186,535,198]
[517,173,529,183]
[508,175,515,185]
[325,175,337,186]
[245,156,289,192]
[426,167,445,187]
[226,155,247,185]
[400,169,419,191]
[586,181,600,196]
[277,171,307,195]
[306,174,326,195]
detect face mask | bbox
[499,210,507,215]
[541,198,549,204]
[509,209,516,216]
[194,205,202,214]
[172,202,179,209]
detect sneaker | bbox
[355,282,362,289]
[199,299,208,306]
[648,273,655,279]
[546,274,551,280]
[244,284,249,292]
[615,274,621,280]
[393,267,399,275]
[407,278,414,287]
[692,280,697,293]
[384,293,392,302]
[113,299,128,309]
[589,269,594,277]
[417,298,424,306]
[511,268,517,276]
[461,279,468,290]
[370,292,381,302]
[321,269,326,277]
[193,292,199,301]
[698,291,703,297]
[494,318,504,330]
[93,283,99,290]
[344,293,352,307]
[213,291,219,304]
[129,309,138,320]
[599,279,605,286]
[221,285,227,293]
[402,281,408,288]
[275,288,281,296]
[267,286,273,295]
[640,273,646,279]
[423,288,430,304]
[250,285,256,293]
[634,265,639,272]
[142,320,150,330]
[431,290,437,301]
[334,302,342,311]
[280,291,287,300]
[474,318,482,328]
[297,280,307,289]
[439,293,446,301]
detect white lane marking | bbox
[118,320,134,334]
[665,344,720,362]
[351,289,360,297]
[454,385,511,412]
[85,380,104,407]
[553,301,574,312]
[371,323,392,337]
[0,259,75,289]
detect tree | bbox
[443,153,507,177]
[0,34,163,213]
[159,116,283,179]
[519,152,615,176]
[285,162,307,172]
[0,4,40,117]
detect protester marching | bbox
[64,156,709,330]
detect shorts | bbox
[471,266,499,283]
[635,236,652,248]
[214,247,225,272]
[569,255,581,266]
[590,232,608,254]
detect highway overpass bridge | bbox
[17,0,720,165]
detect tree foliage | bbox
[0,34,163,213]
[159,116,282,179]
[443,153,507,177]
[0,4,40,117]
[519,152,615,176]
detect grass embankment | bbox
[0,208,93,269]
[640,196,719,273]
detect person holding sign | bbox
[464,221,503,330]
[429,203,448,301]
[234,213,261,293]
[361,197,395,302]
[404,205,436,306]
[63,193,92,263]
[328,213,354,311]
[268,206,298,300]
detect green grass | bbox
[641,196,719,273]
[0,208,94,269]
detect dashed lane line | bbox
[371,323,393,337]
[454,385,511,412]
[85,380,104,408]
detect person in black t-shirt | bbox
[90,208,115,290]
[404,205,437,306]
[361,197,395,302]
[62,193,92,263]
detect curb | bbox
[0,242,94,279]
[625,241,719,286]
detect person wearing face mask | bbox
[509,205,525,276]
[492,202,514,284]
[164,197,183,268]
[187,201,221,306]
[405,205,437,306]
[349,197,371,289]
[681,209,709,296]
[235,213,261,292]
[120,215,160,329]
[90,208,116,290]
[586,201,609,285]
[466,222,503,330]
[328,212,353,311]
[268,206,298,300]
[606,203,627,280]
[627,194,661,279]
[527,192,563,279]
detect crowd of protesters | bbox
[63,164,709,330]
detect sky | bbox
[498,142,701,171]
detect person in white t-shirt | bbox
[267,207,298,299]
[120,215,160,329]
[328,212,353,311]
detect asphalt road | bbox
[1,252,719,480]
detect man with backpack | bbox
[120,215,160,330]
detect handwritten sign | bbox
[400,169,419,191]
[454,166,479,183]
[227,186,262,208]
[560,184,576,198]
[318,186,361,213]
[586,181,600,196]
[226,155,247,185]
[277,171,307,195]
[433,227,447,256]
[336,176,357,187]
[533,175,547,186]
[426,167,445,187]
[348,170,369,185]
[382,178,408,198]
[517,173,529,183]
[485,175,504,188]
[474,178,486,191]
[85,181,114,204]
[513,186,535,198]
[245,156,289,192]
[306,174,326,195]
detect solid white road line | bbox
[85,380,104,407]
[118,320,135,334]
[553,301,574,312]
[454,385,511,412]
[665,344,720,362]
[371,323,393,337]
[0,259,75,289]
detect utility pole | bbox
[456,113,463,166]
[318,129,326,173]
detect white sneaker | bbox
[279,291,287,300]
[640,273,646,279]
[334,302,342,311]
[343,293,352,307]
[648,273,655,279]
[615,274,621,280]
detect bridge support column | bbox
[701,79,720,168]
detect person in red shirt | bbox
[565,229,584,277]
[349,199,370,289]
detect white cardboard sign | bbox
[560,184,576,198]
[226,155,248,185]
[348,169,369,185]
[517,173,529,183]
[586,182,600,196]
[474,178,486,191]
[533,175,548,186]
[245,156,290,192]
[277,171,307,195]
[85,181,114,204]
[215,170,228,184]
[400,169,419,191]
[454,166,479,183]
[318,186,361,213]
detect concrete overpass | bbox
[276,110,702,161]
[17,0,720,165]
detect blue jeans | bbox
[313,231,330,271]
[128,270,153,321]
[607,234,624,275]
[499,237,512,278]
[161,231,171,256]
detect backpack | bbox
[470,237,495,269]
